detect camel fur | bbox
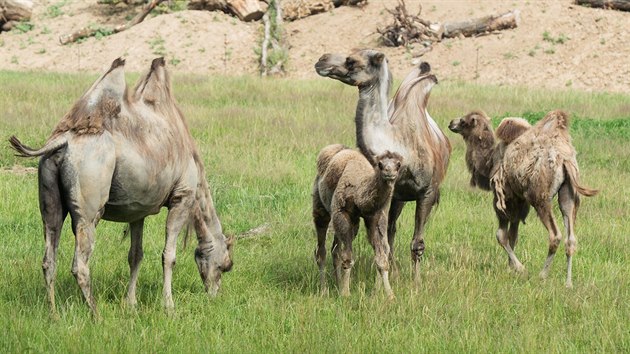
[315,50,451,282]
[9,58,233,316]
[312,144,403,298]
[449,110,598,287]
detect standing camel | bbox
[9,58,233,316]
[315,50,451,281]
[449,110,598,287]
[313,144,403,298]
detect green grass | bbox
[0,71,629,352]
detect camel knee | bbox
[548,234,562,254]
[314,247,326,266]
[565,238,577,256]
[162,250,176,269]
[340,249,353,269]
[374,253,389,272]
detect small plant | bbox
[452,61,461,66]
[528,50,536,57]
[36,48,46,54]
[93,26,113,40]
[40,26,51,35]
[11,56,18,64]
[503,52,517,59]
[47,1,67,18]
[544,47,556,55]
[169,57,181,66]
[600,38,605,45]
[148,36,166,56]
[12,21,34,34]
[565,80,572,87]
[543,31,569,45]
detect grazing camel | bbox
[313,144,403,298]
[448,110,598,287]
[9,58,233,315]
[315,50,451,281]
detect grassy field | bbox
[0,70,628,353]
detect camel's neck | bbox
[193,157,224,245]
[355,64,397,163]
[356,173,395,212]
[464,131,496,190]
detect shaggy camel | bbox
[448,110,598,287]
[315,50,451,281]
[9,58,233,315]
[313,144,403,298]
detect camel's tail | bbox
[316,144,347,176]
[9,134,68,158]
[564,161,599,197]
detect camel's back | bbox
[316,148,370,210]
[501,110,576,201]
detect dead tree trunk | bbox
[0,0,33,31]
[575,0,630,11]
[442,9,520,38]
[228,0,267,21]
[59,0,165,44]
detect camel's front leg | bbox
[387,199,405,276]
[163,192,195,310]
[126,219,145,307]
[332,211,357,297]
[312,189,331,296]
[366,212,394,300]
[410,192,437,284]
[496,217,525,272]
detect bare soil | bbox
[0,0,628,93]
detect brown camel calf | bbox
[449,110,597,287]
[312,144,402,298]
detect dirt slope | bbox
[0,0,628,93]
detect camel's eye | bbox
[346,58,356,70]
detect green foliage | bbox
[0,72,628,352]
[148,36,166,56]
[93,26,114,40]
[46,1,68,18]
[12,21,34,34]
[543,31,569,44]
[259,0,288,75]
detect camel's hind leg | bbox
[313,192,331,295]
[507,221,520,268]
[39,155,67,317]
[410,191,438,284]
[558,181,579,288]
[535,201,562,280]
[126,219,145,307]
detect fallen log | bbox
[228,0,267,21]
[59,0,164,45]
[0,0,33,31]
[575,0,630,11]
[283,0,334,21]
[442,9,520,38]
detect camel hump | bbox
[537,109,570,132]
[134,57,173,105]
[316,144,348,176]
[495,117,531,144]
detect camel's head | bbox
[448,111,492,138]
[315,49,391,89]
[375,151,403,182]
[195,233,234,297]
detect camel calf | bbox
[449,110,597,287]
[312,144,402,298]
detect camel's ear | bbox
[419,62,431,74]
[370,52,385,66]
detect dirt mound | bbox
[0,0,628,93]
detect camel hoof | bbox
[565,281,573,289]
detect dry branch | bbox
[0,0,33,31]
[378,0,520,47]
[575,0,630,11]
[59,0,165,45]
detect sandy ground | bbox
[0,0,628,93]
